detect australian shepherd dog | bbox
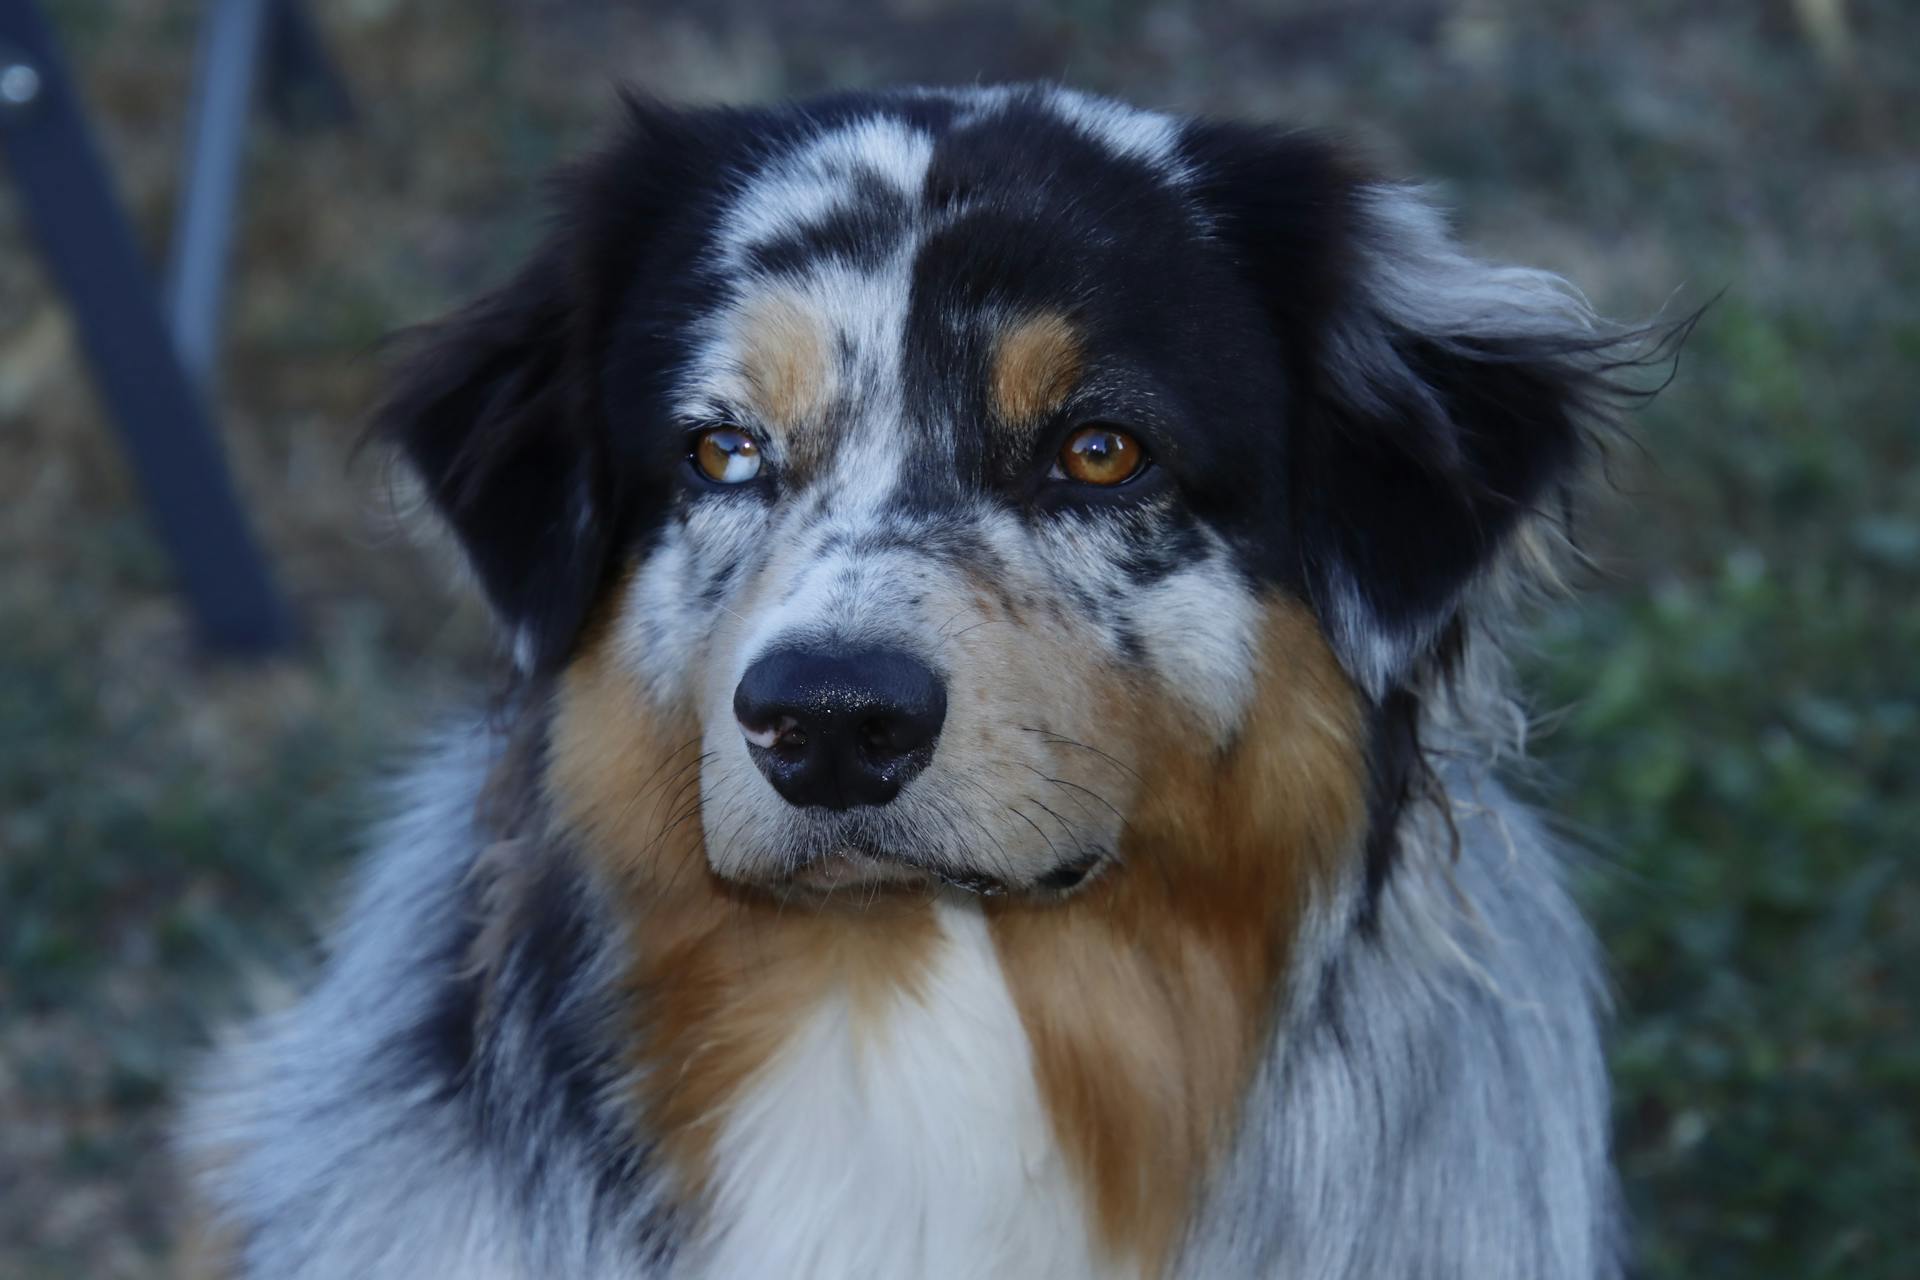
[183,85,1677,1278]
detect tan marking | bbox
[988,599,1368,1273]
[734,290,833,480]
[544,602,938,1211]
[991,311,1083,427]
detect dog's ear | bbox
[1186,124,1654,698]
[375,98,697,672]
[377,242,605,671]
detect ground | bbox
[1,1,1914,1275]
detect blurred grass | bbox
[1,1,1914,1275]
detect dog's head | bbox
[383,87,1633,899]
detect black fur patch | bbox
[397,918,484,1099]
[1358,687,1424,936]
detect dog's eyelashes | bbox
[691,426,763,484]
[1051,424,1147,487]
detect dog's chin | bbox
[783,847,941,895]
[717,839,1017,902]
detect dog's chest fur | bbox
[684,902,1124,1280]
[184,736,1619,1280]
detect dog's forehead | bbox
[711,88,1188,271]
[674,89,1195,486]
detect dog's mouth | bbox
[775,844,1021,898]
[780,846,940,894]
[708,794,1113,901]
[737,832,1106,902]
[768,840,1014,899]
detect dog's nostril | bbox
[733,647,947,810]
[859,717,897,755]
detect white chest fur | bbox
[678,902,1132,1280]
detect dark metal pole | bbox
[0,3,292,654]
[166,0,270,385]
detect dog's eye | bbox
[692,426,762,484]
[1054,425,1146,487]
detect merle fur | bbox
[204,84,1690,1279]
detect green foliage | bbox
[1532,558,1920,1275]
[1522,280,1920,1275]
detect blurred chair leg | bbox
[0,2,293,655]
[167,0,270,386]
[167,0,353,385]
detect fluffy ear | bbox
[377,244,608,671]
[1186,125,1660,698]
[375,98,696,672]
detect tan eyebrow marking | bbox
[990,310,1083,429]
[736,289,833,428]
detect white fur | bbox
[682,901,1129,1280]
[1120,534,1259,741]
[1321,562,1440,702]
[1045,87,1189,180]
[618,501,764,707]
[936,84,1187,182]
[714,118,935,270]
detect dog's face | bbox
[384,87,1613,901]
[622,100,1284,895]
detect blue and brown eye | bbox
[692,426,762,484]
[1054,424,1146,487]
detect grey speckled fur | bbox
[1182,769,1619,1278]
[185,738,1618,1279]
[183,732,684,1278]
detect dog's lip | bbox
[935,870,1010,897]
[768,844,1012,898]
[784,848,930,892]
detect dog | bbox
[183,83,1671,1278]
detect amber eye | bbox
[692,426,762,484]
[1055,425,1146,487]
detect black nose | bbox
[733,647,946,810]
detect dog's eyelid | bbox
[1061,385,1181,451]
[1040,410,1169,475]
[677,407,756,437]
